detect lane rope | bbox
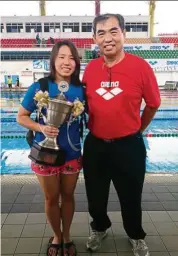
[1,133,178,139]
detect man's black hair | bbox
[93,13,125,34]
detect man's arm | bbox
[140,106,158,133]
[141,61,161,132]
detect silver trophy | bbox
[39,98,73,149]
[29,81,73,166]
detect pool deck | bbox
[1,173,178,256]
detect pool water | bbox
[1,91,178,174]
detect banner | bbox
[124,43,174,51]
[146,59,178,68]
[80,61,178,73]
[91,43,174,51]
[33,60,44,69]
[43,60,50,71]
[33,60,50,71]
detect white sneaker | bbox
[129,238,150,256]
[86,230,108,251]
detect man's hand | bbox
[140,106,159,133]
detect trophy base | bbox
[28,142,66,167]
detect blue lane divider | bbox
[1,111,18,113]
[1,131,26,134]
[1,118,35,122]
[140,109,178,112]
[1,109,178,114]
[1,117,178,123]
[153,118,178,121]
[1,133,178,139]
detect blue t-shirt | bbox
[22,80,84,161]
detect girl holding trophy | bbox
[17,41,85,256]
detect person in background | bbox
[17,40,84,256]
[36,33,41,47]
[82,13,161,256]
[92,48,97,59]
[50,36,55,45]
[16,77,20,88]
[7,75,12,90]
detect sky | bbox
[0,1,178,36]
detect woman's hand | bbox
[39,124,59,137]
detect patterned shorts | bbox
[31,157,82,176]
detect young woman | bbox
[17,40,84,256]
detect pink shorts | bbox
[31,157,82,176]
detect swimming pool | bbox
[1,90,178,174]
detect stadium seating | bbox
[1,38,152,48]
[159,37,178,44]
[0,38,94,48]
[1,37,178,48]
[0,39,36,48]
[84,49,178,61]
[128,50,178,59]
[125,38,152,44]
[1,51,51,60]
[2,49,178,61]
[46,38,94,48]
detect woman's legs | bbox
[60,172,79,243]
[37,174,62,245]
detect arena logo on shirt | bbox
[96,81,123,100]
[100,81,119,88]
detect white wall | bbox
[1,32,93,40]
[0,61,33,73]
[0,61,34,87]
[1,15,149,39]
[1,15,149,23]
[1,31,150,40]
[126,32,149,38]
[156,72,178,85]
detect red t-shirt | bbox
[82,52,161,139]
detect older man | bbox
[82,13,160,256]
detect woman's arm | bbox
[17,106,41,132]
[17,106,59,137]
